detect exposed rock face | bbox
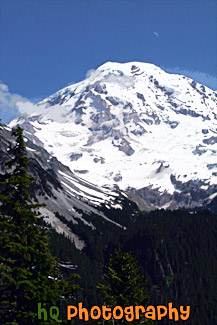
[70,152,83,161]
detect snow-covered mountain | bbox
[9,62,217,209]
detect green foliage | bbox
[97,250,153,324]
[0,126,78,324]
[123,209,217,325]
[50,207,217,324]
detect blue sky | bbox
[0,0,216,123]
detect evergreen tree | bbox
[97,249,154,324]
[0,126,78,324]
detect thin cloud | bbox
[0,81,29,122]
[86,69,96,78]
[0,81,74,124]
[16,101,72,123]
[16,101,42,115]
[163,67,217,90]
[0,81,46,124]
[0,81,28,111]
[154,32,159,37]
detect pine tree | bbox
[0,126,78,324]
[97,249,154,324]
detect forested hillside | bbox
[49,209,217,325]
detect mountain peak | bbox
[97,61,163,74]
[9,62,217,207]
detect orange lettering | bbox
[67,305,78,320]
[90,306,101,320]
[135,305,145,320]
[78,302,89,321]
[102,305,112,321]
[157,305,167,320]
[145,305,156,320]
[180,305,190,320]
[124,306,134,322]
[168,302,179,321]
[113,306,124,320]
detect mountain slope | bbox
[9,61,217,209]
[0,126,142,249]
